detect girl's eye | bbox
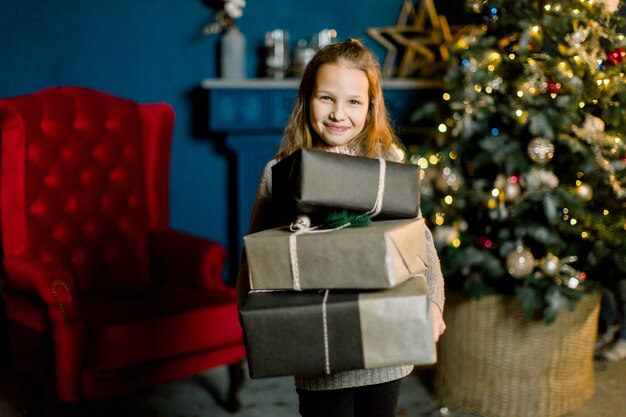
[349,99,362,105]
[320,96,333,102]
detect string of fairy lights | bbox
[409,0,626,295]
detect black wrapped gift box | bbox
[272,148,421,224]
[240,276,436,379]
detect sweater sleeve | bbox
[236,160,277,307]
[386,148,445,311]
[424,224,445,312]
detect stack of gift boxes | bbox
[239,149,436,378]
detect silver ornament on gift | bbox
[527,138,555,165]
[290,214,311,231]
[506,245,535,278]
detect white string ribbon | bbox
[322,289,331,374]
[366,158,386,218]
[288,232,302,291]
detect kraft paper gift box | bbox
[272,148,421,224]
[244,218,428,291]
[239,276,436,379]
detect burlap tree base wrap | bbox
[435,292,600,417]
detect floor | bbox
[0,359,624,417]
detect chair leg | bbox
[224,360,244,413]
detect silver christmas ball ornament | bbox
[506,246,535,278]
[527,138,555,165]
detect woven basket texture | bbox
[435,292,600,417]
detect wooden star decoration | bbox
[366,0,453,78]
[366,0,416,77]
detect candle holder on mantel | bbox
[265,29,289,80]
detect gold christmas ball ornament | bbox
[575,183,593,201]
[494,175,522,201]
[506,246,536,278]
[583,114,605,133]
[540,253,561,276]
[504,182,521,200]
[527,138,555,164]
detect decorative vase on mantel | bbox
[220,25,246,80]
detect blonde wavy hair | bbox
[275,38,401,161]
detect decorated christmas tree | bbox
[411,0,626,322]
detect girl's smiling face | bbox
[309,63,370,150]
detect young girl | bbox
[237,38,446,417]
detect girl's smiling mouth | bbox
[325,123,349,132]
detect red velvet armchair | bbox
[0,86,245,411]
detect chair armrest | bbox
[3,256,79,320]
[4,256,87,402]
[150,229,229,292]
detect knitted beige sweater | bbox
[237,156,445,391]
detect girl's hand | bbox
[432,302,446,342]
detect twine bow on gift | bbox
[287,158,387,291]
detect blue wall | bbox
[0,0,450,251]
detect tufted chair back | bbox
[1,87,171,293]
[1,87,246,410]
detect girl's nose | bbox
[330,106,345,120]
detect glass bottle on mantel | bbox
[220,25,246,79]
